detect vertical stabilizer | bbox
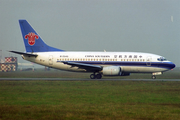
[19,20,64,52]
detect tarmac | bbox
[0,78,180,81]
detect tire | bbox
[96,74,102,79]
[152,76,156,79]
[90,74,96,79]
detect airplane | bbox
[10,20,175,79]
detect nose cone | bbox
[169,62,176,69]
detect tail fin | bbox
[19,20,64,52]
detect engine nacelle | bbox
[102,66,121,76]
[102,66,131,76]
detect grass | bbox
[0,80,180,120]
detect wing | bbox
[62,61,102,72]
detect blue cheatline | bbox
[56,60,175,70]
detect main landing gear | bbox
[90,73,102,79]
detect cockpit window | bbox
[157,57,167,61]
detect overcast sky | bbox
[0,0,180,67]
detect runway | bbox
[0,78,180,81]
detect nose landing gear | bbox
[152,72,162,79]
[152,75,156,79]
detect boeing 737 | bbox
[10,20,175,79]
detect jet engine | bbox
[102,66,130,76]
[102,66,121,76]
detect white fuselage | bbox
[22,51,174,74]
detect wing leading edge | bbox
[62,61,103,72]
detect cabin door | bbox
[146,56,152,66]
[49,55,53,65]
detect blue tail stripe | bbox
[19,20,64,52]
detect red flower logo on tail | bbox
[25,32,39,46]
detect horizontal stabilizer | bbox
[9,51,38,57]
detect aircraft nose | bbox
[170,62,176,69]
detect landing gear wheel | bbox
[152,75,156,79]
[90,74,96,79]
[90,73,102,79]
[96,74,102,79]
